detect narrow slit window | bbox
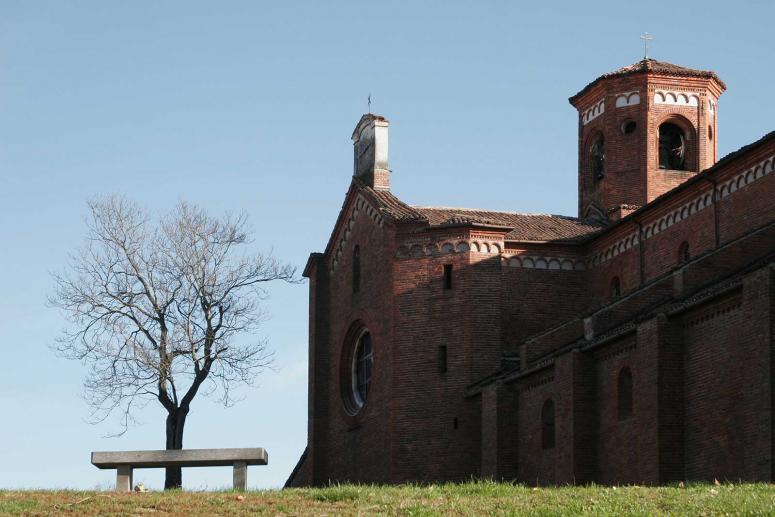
[438,345,448,374]
[611,276,621,298]
[590,134,605,180]
[352,246,360,294]
[443,264,453,290]
[678,241,690,264]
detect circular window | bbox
[621,120,637,135]
[343,329,373,414]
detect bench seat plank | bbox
[91,448,268,469]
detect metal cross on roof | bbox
[640,32,653,59]
[368,94,372,113]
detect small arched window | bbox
[352,245,361,294]
[659,122,687,170]
[678,241,690,264]
[541,399,555,450]
[611,276,621,298]
[590,135,605,180]
[617,367,633,420]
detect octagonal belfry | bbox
[569,58,726,221]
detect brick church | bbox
[287,58,775,486]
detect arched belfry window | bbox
[659,122,687,170]
[618,367,633,420]
[678,241,690,264]
[590,135,605,180]
[352,245,360,294]
[541,399,555,450]
[611,276,621,298]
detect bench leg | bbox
[116,466,133,492]
[233,461,247,491]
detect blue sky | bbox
[0,1,773,490]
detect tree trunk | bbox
[164,408,188,489]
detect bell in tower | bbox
[569,58,726,222]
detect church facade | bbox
[287,59,775,486]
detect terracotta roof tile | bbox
[570,58,726,104]
[358,182,604,242]
[359,184,426,221]
[412,207,604,242]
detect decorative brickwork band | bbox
[588,153,775,268]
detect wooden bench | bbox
[91,448,268,491]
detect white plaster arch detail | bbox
[615,91,641,108]
[584,149,775,270]
[582,98,606,125]
[654,90,699,107]
[588,152,775,272]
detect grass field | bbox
[2,482,774,516]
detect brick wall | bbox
[594,335,644,484]
[390,233,502,482]
[309,194,397,484]
[294,74,772,487]
[516,368,558,484]
[502,268,587,356]
[682,268,772,481]
[574,71,721,218]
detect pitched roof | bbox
[360,185,425,221]
[570,58,726,104]
[411,207,604,242]
[357,181,604,242]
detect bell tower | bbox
[569,59,726,221]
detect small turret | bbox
[352,114,390,190]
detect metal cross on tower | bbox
[368,94,372,113]
[640,32,653,59]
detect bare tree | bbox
[50,196,298,489]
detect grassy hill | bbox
[2,481,774,515]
